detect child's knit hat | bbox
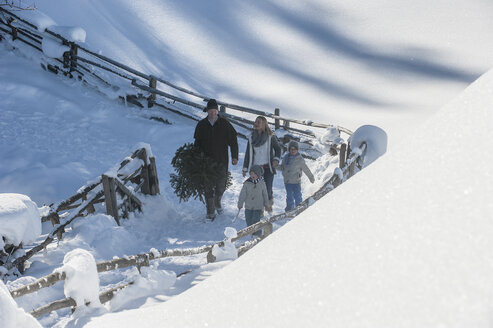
[288,140,299,150]
[250,165,264,177]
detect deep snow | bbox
[1,0,493,327]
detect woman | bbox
[242,116,282,208]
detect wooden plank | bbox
[31,297,76,318]
[134,148,152,195]
[275,108,280,130]
[96,245,213,273]
[132,80,204,111]
[30,281,135,318]
[148,77,157,108]
[148,157,160,195]
[264,222,273,237]
[52,180,101,212]
[10,271,66,298]
[102,175,119,225]
[114,178,142,209]
[339,143,347,168]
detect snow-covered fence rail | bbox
[0,7,352,153]
[2,146,159,273]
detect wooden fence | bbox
[1,147,159,274]
[0,7,352,153]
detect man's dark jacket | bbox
[194,116,239,170]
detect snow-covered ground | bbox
[1,0,493,327]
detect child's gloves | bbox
[310,177,315,183]
[266,206,273,213]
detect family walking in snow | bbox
[193,99,315,228]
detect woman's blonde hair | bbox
[256,116,274,136]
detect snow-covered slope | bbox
[85,68,493,328]
[1,1,493,327]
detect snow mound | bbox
[348,125,387,167]
[0,280,41,328]
[56,249,101,308]
[320,126,344,145]
[49,26,86,43]
[41,37,70,59]
[0,193,40,249]
[109,262,176,312]
[212,227,238,261]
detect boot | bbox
[205,198,216,221]
[214,194,223,215]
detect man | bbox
[194,98,239,220]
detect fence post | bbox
[207,250,216,263]
[11,26,17,40]
[339,143,347,168]
[63,51,70,70]
[263,222,273,237]
[136,149,151,195]
[148,156,160,195]
[135,148,160,195]
[274,108,280,130]
[102,175,120,225]
[48,212,60,227]
[148,77,157,108]
[69,43,78,72]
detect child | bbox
[238,165,270,236]
[278,140,315,211]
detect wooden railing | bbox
[2,147,159,273]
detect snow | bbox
[41,37,69,59]
[348,125,388,167]
[108,262,175,312]
[0,280,42,328]
[0,193,40,249]
[320,126,344,145]
[1,0,493,327]
[48,26,86,43]
[16,9,55,32]
[211,227,238,262]
[56,249,101,308]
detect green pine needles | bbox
[169,143,232,203]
